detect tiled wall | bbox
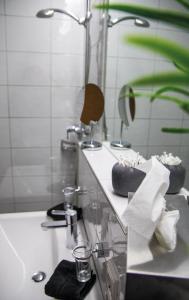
[105,0,189,189]
[0,0,85,212]
[1,0,189,213]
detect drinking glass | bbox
[72,240,92,282]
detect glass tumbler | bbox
[63,186,76,210]
[72,240,92,282]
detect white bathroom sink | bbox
[0,211,102,300]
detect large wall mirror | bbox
[104,0,189,189]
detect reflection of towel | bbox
[45,260,96,300]
[155,209,180,251]
[123,157,180,264]
[47,203,82,221]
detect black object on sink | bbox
[47,203,82,221]
[45,260,96,300]
[112,162,146,197]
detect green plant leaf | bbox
[150,86,189,102]
[96,3,189,29]
[180,101,189,113]
[175,0,189,9]
[126,35,189,72]
[131,72,189,86]
[174,61,189,73]
[161,127,189,133]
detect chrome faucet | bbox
[66,124,91,141]
[41,209,78,249]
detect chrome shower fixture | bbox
[108,15,150,27]
[36,8,92,26]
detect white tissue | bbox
[122,157,180,265]
[122,157,170,240]
[155,209,180,251]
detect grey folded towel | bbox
[45,260,96,300]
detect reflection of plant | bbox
[96,1,189,133]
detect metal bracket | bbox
[92,242,110,258]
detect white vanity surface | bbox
[82,142,134,231]
[82,142,189,279]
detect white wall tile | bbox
[88,54,100,84]
[0,149,12,176]
[9,86,50,117]
[181,120,189,146]
[132,145,148,158]
[151,97,183,120]
[0,16,6,51]
[154,59,176,73]
[0,1,5,14]
[12,148,51,176]
[51,147,76,176]
[107,26,119,57]
[134,91,152,119]
[52,174,76,204]
[128,0,159,7]
[0,119,10,147]
[6,16,50,52]
[117,25,156,59]
[183,171,189,190]
[116,58,154,89]
[0,177,14,203]
[114,118,150,146]
[5,0,51,16]
[106,117,115,141]
[149,119,182,146]
[14,176,51,202]
[127,119,150,146]
[105,88,116,118]
[52,19,84,54]
[179,146,189,170]
[106,57,117,88]
[0,52,7,84]
[51,0,85,19]
[10,118,50,147]
[0,86,8,117]
[15,200,51,212]
[52,118,74,147]
[52,54,84,86]
[0,203,14,213]
[7,52,50,85]
[52,86,82,118]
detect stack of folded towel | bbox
[45,260,96,300]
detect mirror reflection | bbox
[105,0,189,191]
[0,0,188,213]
